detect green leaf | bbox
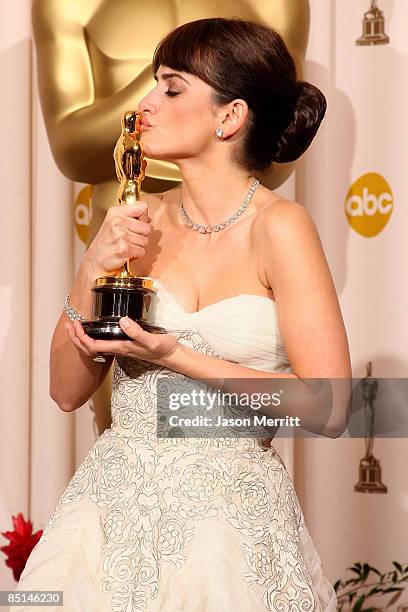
[348,563,362,573]
[387,589,403,606]
[367,587,381,596]
[333,560,407,610]
[367,566,382,578]
[344,578,363,586]
[348,591,357,603]
[383,587,403,593]
[353,595,365,611]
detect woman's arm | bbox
[157,346,351,440]
[50,201,152,412]
[256,200,352,379]
[50,259,114,412]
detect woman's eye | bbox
[165,89,180,97]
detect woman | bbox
[15,18,350,612]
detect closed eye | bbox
[165,90,181,97]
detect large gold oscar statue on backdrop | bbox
[32,0,310,434]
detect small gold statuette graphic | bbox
[356,0,389,46]
[354,362,387,493]
[82,110,166,339]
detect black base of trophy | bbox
[82,319,166,340]
[82,276,166,339]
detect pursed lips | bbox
[141,119,153,129]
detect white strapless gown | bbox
[14,277,337,611]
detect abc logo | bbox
[345,172,393,237]
[74,185,93,244]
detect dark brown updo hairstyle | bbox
[152,17,327,173]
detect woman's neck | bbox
[176,159,256,226]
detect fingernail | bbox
[120,317,130,328]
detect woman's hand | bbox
[65,317,181,366]
[85,201,152,277]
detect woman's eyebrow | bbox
[153,72,191,85]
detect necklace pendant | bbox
[198,226,207,234]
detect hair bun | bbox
[272,80,327,164]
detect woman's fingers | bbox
[71,319,154,357]
[66,319,180,365]
[72,321,129,356]
[114,207,152,256]
[119,202,149,221]
[126,216,151,232]
[85,201,152,274]
[125,230,149,248]
[122,219,151,258]
[67,321,97,357]
[120,202,151,224]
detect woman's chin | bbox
[142,150,175,164]
[140,141,158,158]
[144,152,164,161]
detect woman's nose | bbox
[138,89,156,114]
[138,98,149,113]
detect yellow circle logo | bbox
[74,185,93,244]
[345,173,393,237]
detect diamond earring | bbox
[215,127,224,138]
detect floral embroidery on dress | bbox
[36,329,317,611]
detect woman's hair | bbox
[152,18,327,172]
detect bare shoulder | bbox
[253,194,319,244]
[252,193,351,381]
[252,194,325,291]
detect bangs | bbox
[152,20,219,85]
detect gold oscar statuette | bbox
[356,0,389,46]
[82,110,166,339]
[354,362,387,494]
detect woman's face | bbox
[138,65,219,162]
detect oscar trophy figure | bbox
[82,111,166,339]
[354,362,387,493]
[114,110,146,215]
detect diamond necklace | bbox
[179,178,260,234]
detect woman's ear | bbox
[218,99,249,138]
